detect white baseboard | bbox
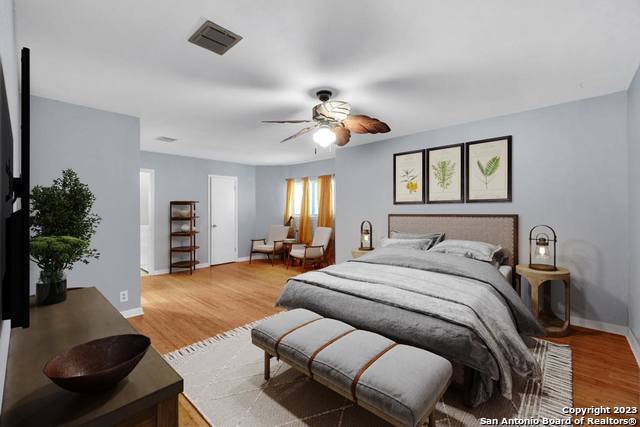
[149,262,210,276]
[571,316,639,367]
[571,316,629,336]
[626,329,640,367]
[236,256,250,262]
[121,307,144,318]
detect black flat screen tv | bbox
[1,47,30,328]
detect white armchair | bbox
[250,225,290,265]
[288,227,333,270]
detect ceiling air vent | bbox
[156,136,177,143]
[188,20,242,55]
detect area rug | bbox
[164,319,572,426]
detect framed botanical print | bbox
[393,149,425,204]
[426,143,464,203]
[465,136,512,203]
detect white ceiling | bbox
[16,0,640,165]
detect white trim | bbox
[626,329,640,367]
[208,174,239,266]
[236,256,250,262]
[139,168,155,274]
[149,262,210,276]
[121,307,144,318]
[0,319,11,413]
[571,316,628,336]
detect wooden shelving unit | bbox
[170,201,199,274]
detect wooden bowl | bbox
[43,334,151,393]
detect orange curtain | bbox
[283,179,295,237]
[298,177,312,244]
[317,175,334,228]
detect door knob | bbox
[212,224,217,228]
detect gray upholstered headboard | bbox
[388,214,519,270]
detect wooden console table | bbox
[1,287,183,426]
[515,265,571,337]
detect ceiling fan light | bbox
[313,126,336,147]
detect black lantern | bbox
[528,225,557,271]
[360,221,373,251]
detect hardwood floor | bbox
[129,261,639,426]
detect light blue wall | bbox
[0,0,17,148]
[629,65,640,341]
[0,0,17,409]
[335,92,629,326]
[140,151,256,267]
[255,159,334,237]
[30,96,141,312]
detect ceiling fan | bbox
[262,90,391,147]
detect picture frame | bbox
[465,136,512,203]
[393,149,425,204]
[426,143,464,203]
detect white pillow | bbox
[390,231,444,245]
[380,238,434,251]
[429,239,503,263]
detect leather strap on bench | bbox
[274,318,321,359]
[306,329,356,378]
[350,342,397,404]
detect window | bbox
[292,178,323,216]
[293,180,303,216]
[293,178,336,216]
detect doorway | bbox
[208,175,238,265]
[140,169,154,275]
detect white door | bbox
[139,169,154,274]
[209,175,238,265]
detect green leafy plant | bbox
[432,160,456,190]
[30,236,89,279]
[476,156,500,188]
[31,169,101,264]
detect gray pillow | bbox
[389,231,444,248]
[380,238,435,251]
[429,239,503,263]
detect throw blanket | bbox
[276,248,544,406]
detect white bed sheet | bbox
[498,265,512,283]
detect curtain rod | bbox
[285,174,335,180]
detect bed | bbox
[276,214,544,407]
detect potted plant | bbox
[30,169,101,305]
[30,236,88,305]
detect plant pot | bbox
[36,271,67,306]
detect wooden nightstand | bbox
[515,264,570,337]
[351,248,373,259]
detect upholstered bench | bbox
[251,309,452,427]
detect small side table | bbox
[351,248,373,259]
[282,239,298,263]
[515,264,571,337]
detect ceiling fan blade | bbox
[343,115,391,134]
[312,101,351,122]
[333,127,351,146]
[262,120,313,123]
[280,125,317,143]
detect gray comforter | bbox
[276,248,545,406]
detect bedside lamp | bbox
[285,215,297,240]
[528,225,557,271]
[359,221,373,251]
